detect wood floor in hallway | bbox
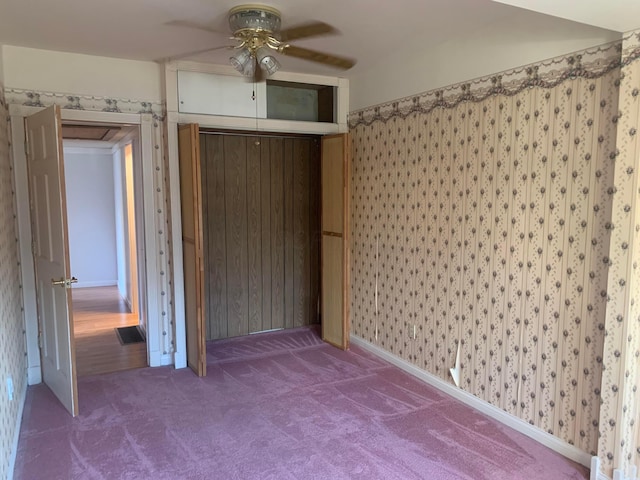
[73,286,147,376]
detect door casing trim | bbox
[10,104,165,383]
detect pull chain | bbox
[253,80,260,145]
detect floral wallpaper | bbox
[2,89,176,359]
[597,31,640,479]
[0,84,27,479]
[349,38,639,478]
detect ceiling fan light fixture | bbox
[256,47,281,75]
[242,55,257,77]
[230,47,253,73]
[261,55,280,76]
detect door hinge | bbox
[38,331,43,349]
[24,138,29,158]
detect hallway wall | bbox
[64,147,117,288]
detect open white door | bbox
[321,133,350,350]
[25,105,78,416]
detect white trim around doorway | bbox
[9,105,165,384]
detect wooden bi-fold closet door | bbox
[200,133,321,340]
[320,133,350,350]
[178,124,207,376]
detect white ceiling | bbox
[0,0,634,77]
[493,0,640,33]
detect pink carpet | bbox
[14,327,588,479]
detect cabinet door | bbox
[178,124,206,376]
[321,133,350,349]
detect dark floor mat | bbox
[115,326,145,345]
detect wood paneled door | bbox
[200,133,321,340]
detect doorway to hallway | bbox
[73,286,146,376]
[62,124,148,376]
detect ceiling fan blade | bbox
[160,45,233,63]
[164,20,224,35]
[280,45,355,70]
[278,22,337,42]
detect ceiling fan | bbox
[166,4,356,80]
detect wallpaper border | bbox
[348,40,634,128]
[3,87,165,120]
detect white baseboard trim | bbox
[173,349,187,369]
[123,297,133,313]
[589,457,638,480]
[73,281,117,289]
[591,456,609,480]
[8,378,28,480]
[149,350,174,368]
[350,334,592,468]
[148,349,161,367]
[27,366,41,385]
[159,353,173,366]
[612,464,638,480]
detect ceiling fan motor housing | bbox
[228,4,282,34]
[224,3,354,77]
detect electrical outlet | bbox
[7,376,14,401]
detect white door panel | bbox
[26,105,78,416]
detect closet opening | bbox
[178,125,350,376]
[199,130,322,340]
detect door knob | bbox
[51,277,79,288]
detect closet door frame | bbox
[164,66,349,368]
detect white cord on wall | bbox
[375,235,379,341]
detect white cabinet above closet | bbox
[165,62,349,135]
[178,71,267,118]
